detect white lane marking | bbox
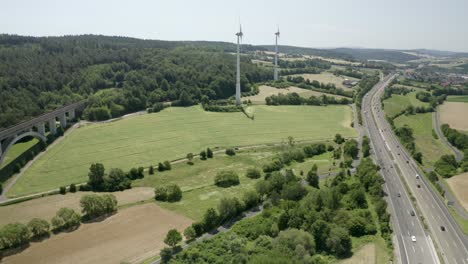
[412,220,414,227]
[412,245,416,253]
[407,230,410,236]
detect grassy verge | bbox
[449,207,468,235]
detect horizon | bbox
[1,0,468,53]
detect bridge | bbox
[0,101,86,165]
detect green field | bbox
[9,105,356,197]
[0,138,39,170]
[446,95,468,103]
[394,113,452,167]
[287,151,339,175]
[383,90,429,118]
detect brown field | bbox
[440,102,468,131]
[339,243,376,264]
[244,85,347,104]
[1,203,192,264]
[447,172,468,211]
[0,187,154,227]
[293,72,358,91]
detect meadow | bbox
[0,138,38,169]
[394,113,452,167]
[9,105,356,197]
[244,85,348,105]
[293,72,359,90]
[383,89,429,118]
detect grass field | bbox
[394,113,452,167]
[244,85,348,105]
[287,151,339,175]
[1,203,192,264]
[0,138,38,169]
[9,105,356,198]
[383,91,429,118]
[0,187,154,227]
[440,102,468,131]
[291,72,359,90]
[446,172,468,212]
[446,95,468,103]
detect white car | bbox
[416,174,420,179]
[411,236,417,242]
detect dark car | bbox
[440,226,446,231]
[397,193,401,197]
[417,184,421,188]
[410,211,415,216]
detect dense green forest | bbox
[0,35,274,127]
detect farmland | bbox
[291,72,359,90]
[446,172,468,212]
[1,203,192,264]
[394,113,452,167]
[440,102,468,131]
[446,95,468,103]
[383,89,429,118]
[244,85,348,105]
[8,105,356,197]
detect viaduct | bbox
[0,101,86,165]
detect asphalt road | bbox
[364,73,468,264]
[363,74,438,264]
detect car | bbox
[410,211,415,216]
[417,184,421,188]
[416,174,420,179]
[406,160,409,164]
[397,193,401,197]
[440,226,446,231]
[411,236,416,242]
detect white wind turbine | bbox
[235,24,243,105]
[274,26,280,81]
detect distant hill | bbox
[258,45,355,61]
[330,48,419,63]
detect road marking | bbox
[412,245,416,253]
[453,241,458,248]
[411,220,414,227]
[407,231,410,236]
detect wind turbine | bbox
[274,26,280,81]
[235,25,243,105]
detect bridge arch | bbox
[0,131,47,165]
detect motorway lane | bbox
[362,75,437,264]
[369,75,468,264]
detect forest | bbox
[0,34,273,127]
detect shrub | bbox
[158,162,165,171]
[59,186,66,195]
[207,148,213,158]
[51,208,81,231]
[184,226,196,241]
[27,218,50,239]
[163,161,172,170]
[218,197,244,222]
[155,184,182,202]
[214,170,240,187]
[155,186,168,201]
[225,148,236,156]
[199,150,207,160]
[69,184,77,193]
[0,223,30,249]
[243,190,260,209]
[246,168,261,179]
[202,208,219,231]
[149,165,155,175]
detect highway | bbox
[364,73,468,264]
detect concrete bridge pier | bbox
[59,113,67,128]
[37,122,46,136]
[48,119,57,135]
[68,109,75,120]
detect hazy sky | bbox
[1,0,467,52]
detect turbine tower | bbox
[235,25,243,105]
[274,27,280,81]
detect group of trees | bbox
[393,125,423,163]
[85,163,132,192]
[265,92,351,106]
[283,76,355,98]
[355,74,381,124]
[155,184,183,202]
[0,194,118,250]
[333,68,364,79]
[214,171,240,187]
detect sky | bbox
[1,0,467,52]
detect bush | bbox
[158,162,165,171]
[245,168,261,179]
[51,208,81,231]
[163,161,172,170]
[154,184,182,202]
[184,226,196,241]
[104,168,131,191]
[69,184,77,193]
[214,170,240,187]
[0,223,30,249]
[199,150,207,160]
[155,186,168,201]
[59,186,66,195]
[27,218,50,239]
[243,190,260,209]
[207,148,213,158]
[80,194,118,219]
[149,165,154,175]
[225,148,236,156]
[218,197,244,222]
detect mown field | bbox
[9,105,356,197]
[394,113,452,167]
[383,89,429,118]
[440,102,468,131]
[244,85,348,105]
[446,95,468,103]
[0,138,38,169]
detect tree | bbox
[306,164,319,188]
[246,168,261,179]
[225,148,236,156]
[155,186,168,201]
[69,183,77,193]
[243,190,260,209]
[287,136,295,147]
[149,165,154,175]
[59,186,67,195]
[183,226,196,241]
[334,134,345,144]
[343,139,359,159]
[255,180,272,197]
[80,194,118,219]
[0,223,30,249]
[326,226,352,257]
[199,150,207,160]
[164,229,182,248]
[27,218,50,239]
[186,153,194,164]
[51,208,81,231]
[206,147,213,158]
[88,163,105,191]
[203,208,219,231]
[163,161,172,170]
[105,168,131,191]
[273,228,315,256]
[218,197,243,222]
[214,170,240,187]
[158,162,165,171]
[160,247,173,263]
[281,182,306,201]
[166,184,182,202]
